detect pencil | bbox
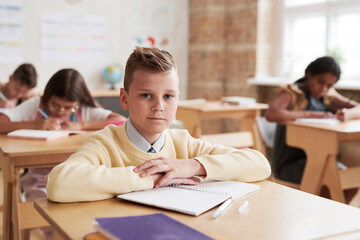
[38,109,49,119]
[0,91,7,101]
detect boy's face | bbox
[120,68,179,143]
[6,76,30,99]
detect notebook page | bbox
[295,118,340,125]
[174,181,260,200]
[118,186,229,216]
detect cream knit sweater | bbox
[46,124,271,202]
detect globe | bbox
[103,65,123,89]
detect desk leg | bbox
[176,109,202,138]
[12,169,21,240]
[321,154,346,203]
[1,156,14,240]
[287,125,338,195]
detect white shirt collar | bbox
[125,119,165,153]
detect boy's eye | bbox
[141,94,151,98]
[164,94,173,99]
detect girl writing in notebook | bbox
[0,68,126,239]
[0,68,126,133]
[265,56,359,186]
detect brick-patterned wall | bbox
[188,0,226,101]
[188,0,258,99]
[188,0,259,133]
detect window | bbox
[281,0,360,81]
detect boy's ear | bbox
[120,88,129,110]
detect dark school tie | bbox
[147,147,156,153]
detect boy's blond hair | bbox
[124,46,176,92]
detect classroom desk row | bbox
[34,180,360,240]
[176,101,268,154]
[2,103,360,239]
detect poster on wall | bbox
[41,13,107,62]
[0,0,23,63]
[131,0,173,49]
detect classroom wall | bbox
[188,0,258,103]
[188,0,259,134]
[0,0,189,97]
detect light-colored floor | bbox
[0,171,44,240]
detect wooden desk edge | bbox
[91,90,119,97]
[34,199,72,240]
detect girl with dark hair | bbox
[0,68,126,133]
[265,56,359,184]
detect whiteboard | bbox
[0,0,189,98]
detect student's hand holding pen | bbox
[335,108,360,122]
[134,158,206,188]
[59,121,82,130]
[36,118,62,130]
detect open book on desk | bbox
[7,129,86,141]
[117,180,259,216]
[295,118,340,125]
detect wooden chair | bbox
[255,117,300,189]
[200,131,254,149]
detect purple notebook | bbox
[94,213,214,240]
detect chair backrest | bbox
[256,117,276,148]
[200,132,254,149]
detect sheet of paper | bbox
[295,118,340,125]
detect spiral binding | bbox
[169,184,230,196]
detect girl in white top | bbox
[0,68,126,132]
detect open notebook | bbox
[7,129,85,141]
[295,118,340,125]
[117,181,259,216]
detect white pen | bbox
[0,91,7,101]
[212,198,232,218]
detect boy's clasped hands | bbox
[134,157,206,188]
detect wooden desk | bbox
[176,102,268,153]
[0,133,90,240]
[91,90,119,97]
[34,181,360,240]
[286,120,360,202]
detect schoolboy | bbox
[0,63,38,108]
[46,47,271,203]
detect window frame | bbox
[251,0,360,89]
[283,0,360,79]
